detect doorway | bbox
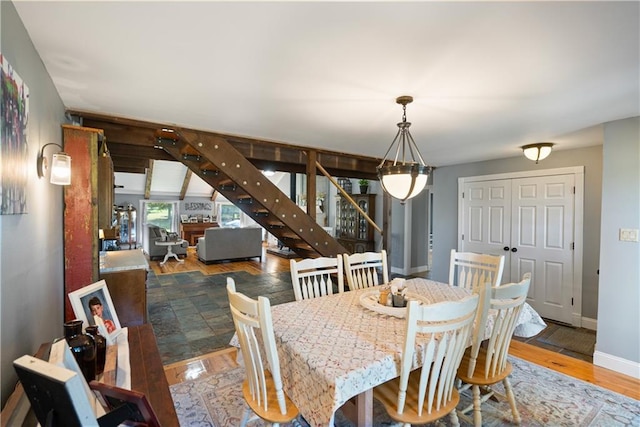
[458,167,584,325]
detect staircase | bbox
[155,127,347,258]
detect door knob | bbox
[503,246,510,251]
[511,247,518,252]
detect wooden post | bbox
[306,150,316,219]
[63,125,102,321]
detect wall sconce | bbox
[37,143,71,185]
[377,96,431,202]
[522,142,554,164]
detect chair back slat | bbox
[479,273,531,379]
[226,278,288,415]
[397,294,479,417]
[290,255,344,301]
[343,250,389,291]
[449,250,505,292]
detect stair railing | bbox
[315,161,382,236]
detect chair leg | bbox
[240,405,252,427]
[472,384,482,427]
[449,409,460,427]
[503,377,521,425]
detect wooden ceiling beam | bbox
[179,169,192,201]
[144,160,154,199]
[70,110,380,179]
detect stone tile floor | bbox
[147,269,297,364]
[148,269,596,365]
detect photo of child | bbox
[87,296,116,334]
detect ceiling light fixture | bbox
[36,143,71,185]
[522,142,554,164]
[377,96,431,202]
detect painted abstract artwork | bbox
[1,53,29,214]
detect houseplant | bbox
[359,179,369,194]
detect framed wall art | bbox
[1,54,29,215]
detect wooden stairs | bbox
[155,127,348,259]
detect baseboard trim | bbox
[409,265,429,275]
[581,317,597,331]
[390,266,406,275]
[391,265,430,276]
[593,350,640,379]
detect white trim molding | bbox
[594,351,640,379]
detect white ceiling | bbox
[14,1,639,195]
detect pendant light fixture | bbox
[522,142,554,164]
[377,96,431,202]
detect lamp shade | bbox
[377,96,432,203]
[522,143,553,163]
[378,164,430,201]
[49,152,71,185]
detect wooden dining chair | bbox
[456,273,531,427]
[449,249,505,292]
[373,294,480,427]
[226,278,299,427]
[343,250,389,291]
[289,255,344,301]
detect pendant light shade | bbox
[377,96,431,202]
[522,142,554,164]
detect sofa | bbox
[196,227,263,264]
[145,225,188,260]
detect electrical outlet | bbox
[619,228,639,242]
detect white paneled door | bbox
[460,173,576,324]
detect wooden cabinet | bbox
[180,221,218,246]
[99,250,149,326]
[98,149,114,230]
[336,194,376,253]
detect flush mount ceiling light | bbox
[376,96,431,203]
[36,143,71,185]
[522,142,554,164]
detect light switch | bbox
[619,228,639,242]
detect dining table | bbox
[231,277,546,427]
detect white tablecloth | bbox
[230,278,546,426]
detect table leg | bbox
[356,389,373,427]
[160,244,184,266]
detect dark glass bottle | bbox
[63,319,97,382]
[85,325,106,375]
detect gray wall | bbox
[430,145,603,320]
[597,117,639,364]
[1,1,67,405]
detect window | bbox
[144,202,178,232]
[219,203,242,227]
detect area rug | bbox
[537,326,596,356]
[169,356,640,426]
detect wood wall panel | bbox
[63,125,101,321]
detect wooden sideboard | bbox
[180,221,218,246]
[0,324,179,427]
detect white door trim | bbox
[458,166,584,327]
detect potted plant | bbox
[359,179,369,194]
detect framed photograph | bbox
[49,340,105,417]
[13,355,98,426]
[89,381,161,427]
[189,217,198,223]
[68,280,121,342]
[180,214,188,223]
[203,217,210,223]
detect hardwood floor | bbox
[160,247,640,401]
